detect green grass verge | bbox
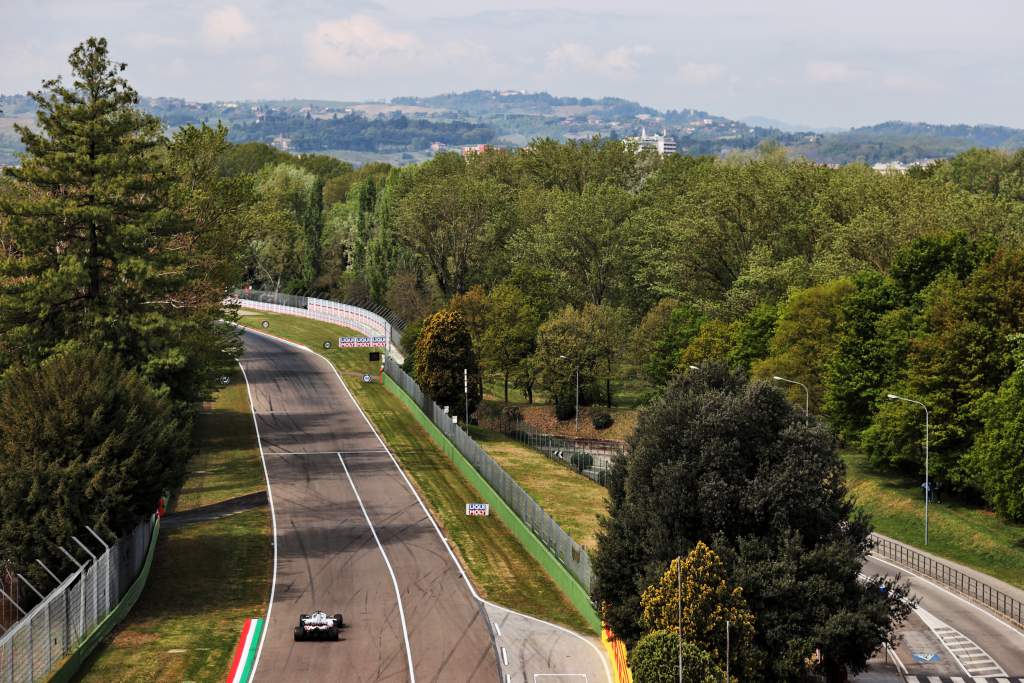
[174,373,266,512]
[75,372,271,683]
[469,425,607,550]
[845,450,1024,590]
[237,310,595,634]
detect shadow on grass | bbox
[73,510,270,683]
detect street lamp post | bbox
[887,393,930,545]
[773,375,809,421]
[559,355,580,435]
[677,556,682,683]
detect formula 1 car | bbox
[294,611,344,641]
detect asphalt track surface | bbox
[239,329,500,682]
[863,555,1024,678]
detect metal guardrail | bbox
[0,517,155,683]
[385,357,594,593]
[870,533,1023,629]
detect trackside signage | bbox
[338,336,387,348]
[465,503,490,516]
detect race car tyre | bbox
[294,626,304,641]
[334,613,344,627]
[329,627,339,641]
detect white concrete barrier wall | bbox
[230,297,405,364]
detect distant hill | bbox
[740,116,842,134]
[2,90,1022,167]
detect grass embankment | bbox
[845,451,1024,590]
[75,372,271,683]
[237,310,594,634]
[469,426,607,550]
[479,399,640,442]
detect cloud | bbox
[806,60,868,83]
[307,16,421,74]
[882,73,941,94]
[201,6,254,49]
[546,43,653,78]
[125,32,185,50]
[677,62,726,85]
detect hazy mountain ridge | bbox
[2,91,1022,166]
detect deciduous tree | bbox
[639,542,757,677]
[413,308,482,417]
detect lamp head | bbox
[887,393,899,400]
[773,376,783,381]
[689,365,699,370]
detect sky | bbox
[2,0,1022,129]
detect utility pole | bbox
[574,365,580,435]
[725,620,730,683]
[677,556,682,683]
[773,375,809,422]
[464,368,469,429]
[887,393,930,544]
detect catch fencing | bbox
[231,289,405,363]
[870,533,1023,629]
[230,292,594,594]
[0,516,155,683]
[385,357,594,592]
[502,419,621,487]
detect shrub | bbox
[570,451,594,472]
[501,404,522,424]
[629,630,723,683]
[592,411,614,430]
[554,397,576,421]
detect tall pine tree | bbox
[0,37,238,405]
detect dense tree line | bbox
[0,39,247,583]
[229,111,496,153]
[0,35,1020,681]
[240,133,1024,527]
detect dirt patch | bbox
[481,401,638,443]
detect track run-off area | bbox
[237,327,610,683]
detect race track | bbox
[239,329,500,682]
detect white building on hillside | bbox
[624,128,677,156]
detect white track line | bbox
[483,599,612,683]
[238,361,278,680]
[239,325,613,683]
[870,554,1024,643]
[915,606,1006,677]
[337,452,417,683]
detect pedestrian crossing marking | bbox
[914,607,1008,678]
[903,677,1024,682]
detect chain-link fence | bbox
[385,357,593,592]
[231,289,405,363]
[232,292,595,593]
[482,410,624,487]
[0,516,155,683]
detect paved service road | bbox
[485,603,611,683]
[239,329,500,683]
[863,555,1024,679]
